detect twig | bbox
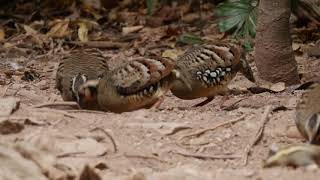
[1,83,12,97]
[67,41,129,49]
[243,105,272,165]
[90,127,118,153]
[171,150,241,160]
[123,153,168,163]
[31,108,77,119]
[179,114,247,140]
[31,101,79,109]
[57,152,85,158]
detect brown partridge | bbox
[77,56,175,113]
[264,144,320,168]
[170,42,255,107]
[55,48,108,109]
[295,83,320,144]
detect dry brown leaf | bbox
[15,133,76,180]
[0,27,5,40]
[269,82,286,92]
[3,42,14,48]
[46,20,71,38]
[162,49,178,60]
[0,144,48,180]
[260,82,286,92]
[78,22,89,42]
[79,165,102,180]
[82,0,103,19]
[57,137,107,157]
[0,120,24,135]
[23,25,38,35]
[292,43,301,51]
[122,25,144,35]
[0,97,20,117]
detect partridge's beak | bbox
[172,69,192,91]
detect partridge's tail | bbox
[239,58,255,83]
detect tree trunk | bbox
[254,0,300,85]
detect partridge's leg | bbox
[193,97,214,107]
[150,96,165,109]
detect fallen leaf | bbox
[126,122,191,135]
[57,138,107,157]
[79,165,102,180]
[0,97,20,117]
[254,82,286,93]
[122,25,144,35]
[46,20,71,38]
[23,25,38,35]
[0,144,48,180]
[177,34,203,45]
[162,49,178,60]
[0,27,5,40]
[78,22,89,42]
[181,13,200,23]
[269,82,286,92]
[0,120,24,134]
[82,0,103,19]
[292,43,301,51]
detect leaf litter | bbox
[0,0,320,179]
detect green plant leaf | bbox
[215,0,258,39]
[146,0,154,15]
[177,34,204,45]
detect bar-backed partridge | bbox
[295,83,320,144]
[264,144,320,168]
[55,48,108,109]
[170,42,255,107]
[77,56,176,113]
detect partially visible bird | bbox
[55,48,108,109]
[170,42,255,107]
[264,144,320,168]
[77,56,176,113]
[295,83,320,144]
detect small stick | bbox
[123,153,168,163]
[90,127,118,153]
[57,152,85,158]
[179,114,247,140]
[31,102,79,109]
[67,41,129,49]
[171,150,241,160]
[243,105,272,165]
[31,108,77,119]
[1,83,12,97]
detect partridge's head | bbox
[305,113,320,144]
[71,73,88,101]
[77,79,99,109]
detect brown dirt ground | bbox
[1,49,320,179]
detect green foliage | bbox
[215,0,258,39]
[177,34,204,45]
[146,0,155,15]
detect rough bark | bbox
[254,0,300,85]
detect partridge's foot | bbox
[150,96,165,109]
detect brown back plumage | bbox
[95,56,175,112]
[171,42,253,100]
